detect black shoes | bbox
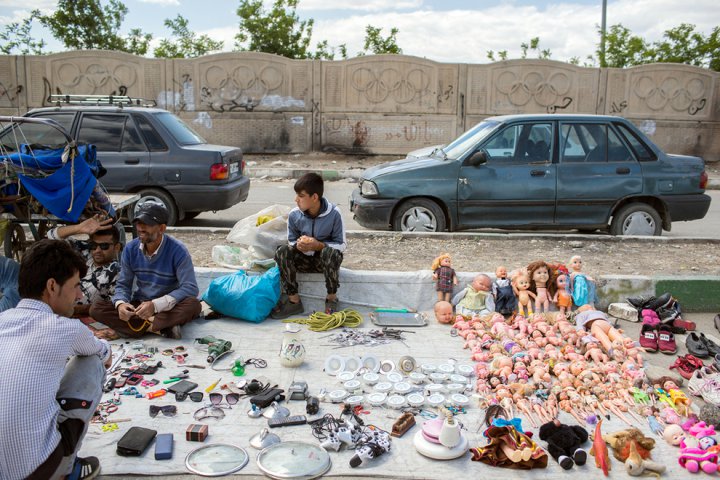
[628,292,673,311]
[687,332,710,358]
[715,314,720,333]
[270,299,304,319]
[701,333,720,357]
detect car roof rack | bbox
[49,94,157,108]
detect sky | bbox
[0,0,717,64]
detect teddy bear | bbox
[538,419,589,470]
[603,428,666,477]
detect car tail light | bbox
[700,170,708,189]
[210,163,228,180]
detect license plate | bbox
[229,163,239,175]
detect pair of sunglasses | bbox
[149,405,177,417]
[175,391,204,402]
[209,392,240,408]
[88,241,114,251]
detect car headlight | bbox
[360,180,379,196]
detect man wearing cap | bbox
[89,202,201,339]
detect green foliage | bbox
[154,15,223,58]
[362,25,402,55]
[38,0,151,55]
[0,11,46,55]
[487,50,508,61]
[311,40,347,60]
[234,0,314,59]
[600,24,650,68]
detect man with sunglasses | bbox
[90,202,201,340]
[47,213,122,317]
[0,240,111,480]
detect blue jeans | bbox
[0,256,20,312]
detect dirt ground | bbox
[175,231,720,276]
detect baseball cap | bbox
[133,201,169,226]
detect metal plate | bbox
[370,312,427,327]
[185,443,249,476]
[256,441,331,479]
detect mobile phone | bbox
[114,376,127,388]
[126,374,143,385]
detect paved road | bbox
[180,180,720,239]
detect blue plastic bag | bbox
[202,267,281,322]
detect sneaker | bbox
[670,355,701,380]
[639,324,659,352]
[657,307,679,323]
[160,325,182,340]
[627,295,654,309]
[645,292,673,311]
[69,456,101,480]
[641,309,660,327]
[686,332,710,358]
[270,299,304,319]
[700,379,720,406]
[673,317,696,331]
[688,367,719,396]
[701,333,720,357]
[325,298,339,315]
[657,324,677,354]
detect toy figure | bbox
[453,274,495,316]
[539,419,589,470]
[431,253,458,302]
[679,435,719,474]
[553,273,573,318]
[569,255,598,308]
[574,305,627,358]
[492,265,517,316]
[602,428,666,477]
[584,341,609,364]
[663,424,686,446]
[434,300,454,324]
[512,273,535,317]
[527,260,556,314]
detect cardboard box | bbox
[186,424,208,442]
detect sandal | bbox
[68,456,101,480]
[670,356,698,380]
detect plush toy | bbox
[679,436,719,474]
[538,419,589,470]
[603,428,666,477]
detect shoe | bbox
[670,354,704,379]
[160,325,182,340]
[713,353,720,372]
[657,306,679,323]
[270,299,304,319]
[657,324,677,354]
[627,295,654,309]
[573,448,587,466]
[701,333,720,357]
[688,367,719,396]
[69,456,101,480]
[325,298,339,315]
[639,324,659,352]
[641,309,660,327]
[673,317,696,331]
[700,378,720,406]
[715,314,720,333]
[645,292,673,311]
[687,332,710,358]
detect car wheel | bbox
[610,203,662,236]
[135,188,179,226]
[393,199,446,232]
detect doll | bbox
[431,253,458,302]
[492,265,517,316]
[512,273,535,317]
[574,305,627,357]
[527,260,556,314]
[552,273,573,318]
[584,341,609,364]
[453,274,495,316]
[434,300,454,324]
[569,255,597,308]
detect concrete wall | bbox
[1,51,718,161]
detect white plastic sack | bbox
[211,245,278,270]
[226,205,291,259]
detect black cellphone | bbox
[126,374,143,385]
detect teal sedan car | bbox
[350,114,711,236]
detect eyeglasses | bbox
[209,392,240,408]
[149,405,177,417]
[193,406,225,421]
[176,391,204,402]
[89,242,114,251]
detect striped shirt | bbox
[0,299,110,480]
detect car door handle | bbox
[124,158,140,165]
[616,167,630,174]
[530,170,547,177]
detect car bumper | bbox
[662,193,711,221]
[350,188,397,230]
[169,176,251,212]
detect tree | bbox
[234,0,314,59]
[362,25,402,55]
[154,15,223,58]
[600,24,650,68]
[38,0,151,55]
[0,11,46,55]
[487,38,550,61]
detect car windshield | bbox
[443,120,500,159]
[154,111,206,145]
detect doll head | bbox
[434,301,454,324]
[569,255,583,273]
[556,274,568,290]
[495,265,507,280]
[663,423,686,446]
[431,253,452,271]
[513,273,530,291]
[527,260,556,297]
[472,274,492,292]
[663,379,681,391]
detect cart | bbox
[0,116,139,261]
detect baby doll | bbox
[574,305,627,358]
[584,341,609,364]
[512,273,535,317]
[453,273,495,316]
[527,260,556,314]
[569,255,597,308]
[431,253,458,302]
[492,265,517,316]
[552,273,573,318]
[434,300,454,324]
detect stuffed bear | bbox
[539,419,589,470]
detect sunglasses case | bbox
[154,433,174,460]
[117,426,157,456]
[167,380,198,394]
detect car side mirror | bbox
[467,151,487,167]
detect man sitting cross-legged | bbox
[90,202,201,339]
